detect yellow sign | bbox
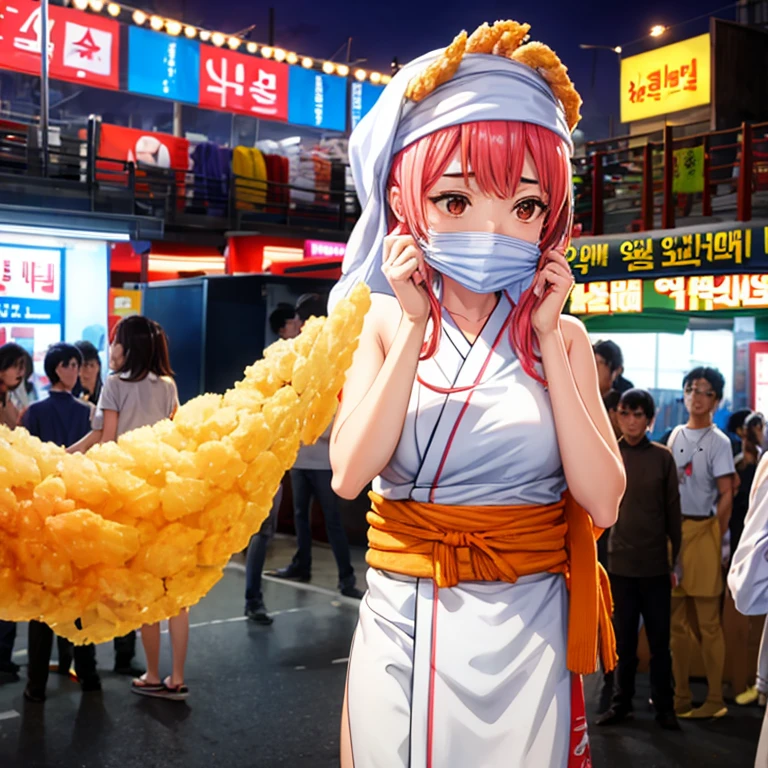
[620,34,710,123]
[672,145,704,194]
[109,288,142,318]
[569,280,644,315]
[655,274,768,312]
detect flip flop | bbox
[131,675,165,697]
[161,676,189,701]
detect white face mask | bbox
[420,231,541,302]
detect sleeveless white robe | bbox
[346,294,574,768]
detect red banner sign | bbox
[99,124,190,169]
[0,0,120,90]
[199,47,288,120]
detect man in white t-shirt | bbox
[669,367,735,720]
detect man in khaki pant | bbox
[669,367,734,719]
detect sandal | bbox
[161,676,189,701]
[131,674,165,697]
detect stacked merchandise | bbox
[190,141,232,216]
[232,146,268,209]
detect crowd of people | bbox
[590,338,768,736]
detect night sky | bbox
[145,0,736,139]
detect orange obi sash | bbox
[366,491,617,676]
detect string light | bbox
[199,30,211,41]
[261,46,274,58]
[286,52,298,65]
[381,74,391,84]
[354,69,367,81]
[273,48,287,62]
[335,64,349,77]
[322,61,334,74]
[184,25,197,38]
[211,32,226,47]
[166,20,182,36]
[246,42,258,54]
[650,24,667,37]
[370,72,382,84]
[72,0,88,9]
[88,0,104,11]
[227,36,241,50]
[302,57,314,68]
[149,15,164,31]
[132,9,146,24]
[106,2,121,16]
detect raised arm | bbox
[531,249,625,528]
[330,235,429,499]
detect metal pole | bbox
[40,0,50,177]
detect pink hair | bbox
[387,120,572,383]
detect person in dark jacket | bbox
[596,389,682,731]
[20,343,102,702]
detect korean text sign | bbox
[620,34,710,123]
[350,81,385,129]
[199,47,288,121]
[0,0,119,90]
[288,67,346,131]
[127,27,200,104]
[0,244,63,324]
[565,224,768,283]
[568,274,768,316]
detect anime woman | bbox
[328,19,626,768]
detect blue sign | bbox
[288,68,347,132]
[128,27,200,104]
[350,81,385,130]
[0,298,62,325]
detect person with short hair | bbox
[669,366,734,719]
[268,294,363,600]
[20,342,102,702]
[593,339,632,398]
[596,389,681,730]
[269,303,300,341]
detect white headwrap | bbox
[329,51,573,308]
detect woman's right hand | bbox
[381,234,430,323]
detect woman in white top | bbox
[72,316,185,700]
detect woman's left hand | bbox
[530,247,575,337]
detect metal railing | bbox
[1,120,767,240]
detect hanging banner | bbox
[199,47,288,121]
[566,223,768,283]
[98,123,190,169]
[288,68,346,131]
[672,145,705,194]
[0,0,120,90]
[127,26,200,104]
[350,81,385,129]
[620,34,710,123]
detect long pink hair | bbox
[387,120,572,383]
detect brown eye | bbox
[514,198,547,222]
[429,193,471,217]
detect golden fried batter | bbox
[405,30,467,102]
[511,41,583,131]
[0,284,371,644]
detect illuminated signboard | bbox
[568,274,768,315]
[0,0,120,90]
[127,27,200,104]
[0,244,63,324]
[565,224,767,283]
[304,240,346,259]
[288,68,347,132]
[350,81,385,130]
[620,34,710,123]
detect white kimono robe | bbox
[345,295,583,768]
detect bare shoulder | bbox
[368,292,403,352]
